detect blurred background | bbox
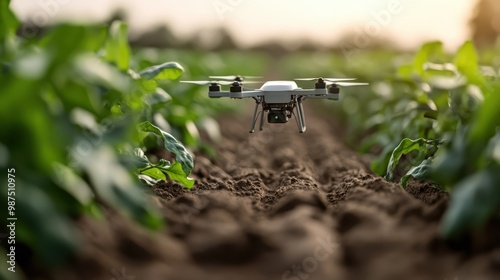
[10,0,500,52]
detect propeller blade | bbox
[295,77,356,82]
[240,81,264,85]
[324,78,357,82]
[180,80,263,86]
[180,80,233,85]
[294,78,319,81]
[328,82,369,87]
[209,75,263,81]
[180,81,210,85]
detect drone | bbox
[181,75,368,133]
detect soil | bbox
[34,106,500,280]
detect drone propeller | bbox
[209,75,263,81]
[180,80,264,85]
[327,82,369,87]
[295,77,357,82]
[180,80,234,85]
[238,81,264,84]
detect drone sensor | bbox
[268,110,288,123]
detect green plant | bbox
[283,40,500,238]
[0,1,194,269]
[371,41,500,237]
[430,82,500,237]
[137,121,194,188]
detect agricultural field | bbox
[2,1,500,279]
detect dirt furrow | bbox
[46,106,500,280]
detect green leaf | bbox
[0,0,19,54]
[140,167,167,181]
[73,54,131,92]
[486,130,500,164]
[469,84,500,146]
[385,138,440,181]
[52,163,94,205]
[14,181,79,265]
[433,84,500,186]
[80,146,162,229]
[371,142,396,176]
[138,121,194,176]
[454,41,479,82]
[430,129,468,186]
[40,25,108,64]
[138,159,194,188]
[413,41,444,77]
[143,87,172,110]
[164,162,195,189]
[132,148,150,167]
[103,21,131,71]
[139,62,184,80]
[396,65,414,80]
[441,168,500,238]
[401,158,433,188]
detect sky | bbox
[11,0,477,50]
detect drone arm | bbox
[209,90,263,99]
[209,91,230,98]
[292,89,328,96]
[302,94,339,100]
[230,90,264,99]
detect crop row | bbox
[283,41,500,238]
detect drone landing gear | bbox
[249,98,262,133]
[249,97,306,133]
[294,97,306,133]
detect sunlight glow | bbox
[11,0,477,50]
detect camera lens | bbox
[268,111,288,123]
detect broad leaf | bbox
[413,41,444,77]
[385,138,440,181]
[139,62,184,80]
[164,162,195,189]
[52,163,94,205]
[441,168,500,238]
[143,87,172,110]
[138,121,194,175]
[104,21,131,71]
[371,141,396,176]
[40,25,108,65]
[454,41,479,83]
[469,84,500,146]
[0,0,19,54]
[15,181,79,265]
[74,54,131,92]
[138,158,194,188]
[80,146,162,229]
[401,158,433,188]
[140,167,167,181]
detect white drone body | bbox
[260,81,299,91]
[182,76,368,133]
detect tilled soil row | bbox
[45,108,499,280]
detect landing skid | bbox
[249,97,306,133]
